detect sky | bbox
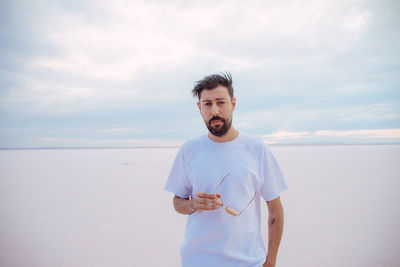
[0,0,399,148]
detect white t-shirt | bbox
[164,133,287,267]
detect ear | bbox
[197,102,202,113]
[231,97,236,111]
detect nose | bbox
[211,103,219,116]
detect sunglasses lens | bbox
[226,206,239,216]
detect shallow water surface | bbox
[0,145,399,266]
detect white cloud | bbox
[235,103,399,132]
[32,128,400,147]
[0,78,132,113]
[36,137,183,148]
[1,0,398,147]
[261,128,400,144]
[341,8,371,33]
[314,129,400,139]
[23,0,374,82]
[263,130,312,140]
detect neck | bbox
[208,127,239,143]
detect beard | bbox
[206,116,232,137]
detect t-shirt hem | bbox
[164,186,191,199]
[263,185,288,202]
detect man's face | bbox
[197,85,236,137]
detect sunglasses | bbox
[213,172,257,217]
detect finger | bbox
[196,193,221,200]
[195,199,221,210]
[200,198,219,205]
[194,193,222,210]
[210,198,223,206]
[206,195,223,206]
[202,193,220,199]
[196,192,216,198]
[200,199,223,208]
[196,192,211,199]
[193,198,213,209]
[200,203,220,210]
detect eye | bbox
[218,101,225,105]
[204,103,211,106]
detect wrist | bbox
[188,198,197,214]
[265,256,276,266]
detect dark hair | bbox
[192,72,234,100]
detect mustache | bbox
[209,116,225,124]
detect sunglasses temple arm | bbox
[239,192,257,216]
[212,172,231,194]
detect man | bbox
[165,73,287,267]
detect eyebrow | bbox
[201,97,227,102]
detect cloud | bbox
[11,128,398,148]
[0,0,399,147]
[314,129,400,139]
[235,102,400,134]
[264,130,312,140]
[35,137,183,148]
[262,128,400,144]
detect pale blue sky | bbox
[0,0,399,148]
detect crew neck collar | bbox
[205,131,241,145]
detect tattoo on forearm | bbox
[270,218,275,225]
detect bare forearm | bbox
[266,209,284,265]
[173,196,196,215]
[264,197,284,267]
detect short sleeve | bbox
[164,146,192,198]
[261,144,288,201]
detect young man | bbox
[165,73,287,267]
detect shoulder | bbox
[179,135,207,154]
[239,132,268,153]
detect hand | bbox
[192,192,223,212]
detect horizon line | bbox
[1,142,400,150]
